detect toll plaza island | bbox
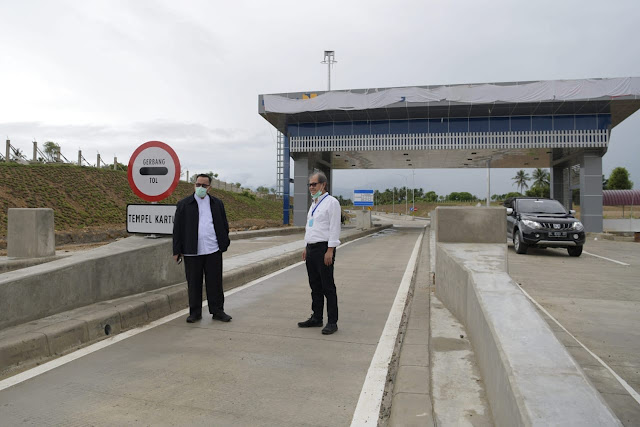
[0,78,639,426]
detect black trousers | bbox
[183,251,224,317]
[305,242,338,324]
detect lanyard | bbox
[311,194,327,217]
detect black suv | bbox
[504,197,585,257]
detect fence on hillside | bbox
[3,139,265,197]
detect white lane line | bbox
[519,286,640,405]
[350,230,424,426]
[0,231,379,392]
[583,251,630,266]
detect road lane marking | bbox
[519,286,640,405]
[583,251,630,266]
[350,229,425,426]
[0,231,384,392]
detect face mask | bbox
[311,189,323,199]
[195,186,207,198]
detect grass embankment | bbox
[0,163,284,239]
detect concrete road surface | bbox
[0,227,423,426]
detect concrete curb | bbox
[0,225,390,379]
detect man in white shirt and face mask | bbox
[298,171,342,335]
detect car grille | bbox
[540,222,571,230]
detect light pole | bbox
[321,51,337,91]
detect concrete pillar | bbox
[97,153,101,168]
[78,150,82,166]
[113,157,117,170]
[5,140,10,162]
[33,141,37,162]
[579,151,603,232]
[283,134,291,225]
[293,155,311,227]
[551,165,568,207]
[7,208,55,258]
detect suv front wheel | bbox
[567,246,583,257]
[514,231,528,254]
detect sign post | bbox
[127,141,181,235]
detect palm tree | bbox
[512,170,531,193]
[532,168,550,189]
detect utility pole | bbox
[487,159,491,207]
[412,169,415,214]
[321,51,336,91]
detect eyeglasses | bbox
[195,183,210,188]
[308,182,320,187]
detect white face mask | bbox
[195,186,207,198]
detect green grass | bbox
[0,163,283,237]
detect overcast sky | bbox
[1,0,639,199]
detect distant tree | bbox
[270,188,277,194]
[512,170,531,193]
[447,192,476,202]
[607,167,633,190]
[602,175,608,190]
[336,195,352,206]
[525,186,550,198]
[532,168,550,189]
[235,182,241,188]
[43,141,61,162]
[424,191,438,202]
[256,186,270,194]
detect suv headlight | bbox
[521,219,542,229]
[571,221,584,231]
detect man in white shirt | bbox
[298,171,342,335]
[173,174,232,323]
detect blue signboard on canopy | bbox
[354,189,374,206]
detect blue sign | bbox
[354,189,374,206]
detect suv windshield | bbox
[517,199,567,214]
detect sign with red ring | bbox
[127,141,180,202]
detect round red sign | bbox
[127,141,181,202]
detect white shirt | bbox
[190,194,219,255]
[304,192,341,247]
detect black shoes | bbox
[186,315,202,323]
[212,312,232,322]
[322,323,338,335]
[298,316,323,328]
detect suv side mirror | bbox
[569,209,576,215]
[506,208,513,215]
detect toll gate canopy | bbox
[259,77,640,231]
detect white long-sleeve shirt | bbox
[304,192,341,247]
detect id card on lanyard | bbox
[308,195,327,227]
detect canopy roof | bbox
[259,77,640,134]
[603,189,640,206]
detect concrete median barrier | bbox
[432,207,620,426]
